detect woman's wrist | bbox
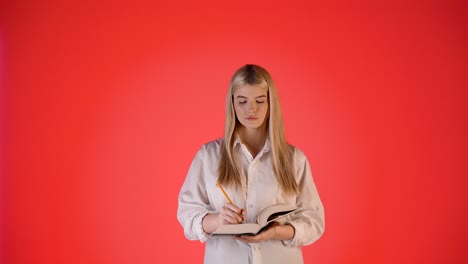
[202,213,222,234]
[273,223,295,240]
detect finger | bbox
[235,235,261,243]
[221,210,244,223]
[224,203,243,214]
[220,207,243,223]
[241,234,262,242]
[222,205,245,223]
[221,212,242,224]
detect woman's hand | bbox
[219,203,246,224]
[202,203,245,234]
[233,222,295,243]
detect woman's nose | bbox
[248,102,257,114]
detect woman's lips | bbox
[246,117,258,120]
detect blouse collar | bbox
[233,133,271,153]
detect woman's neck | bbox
[238,126,267,158]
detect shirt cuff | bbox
[193,212,211,242]
[281,221,300,247]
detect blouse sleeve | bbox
[177,146,213,242]
[283,148,325,247]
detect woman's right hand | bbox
[202,203,245,234]
[218,203,246,225]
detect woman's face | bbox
[233,84,269,130]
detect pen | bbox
[216,181,246,223]
[216,181,233,204]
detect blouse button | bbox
[248,204,254,208]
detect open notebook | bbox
[212,204,300,236]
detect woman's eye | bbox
[239,101,247,105]
[256,101,265,104]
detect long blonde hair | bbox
[218,64,298,195]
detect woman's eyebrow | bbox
[235,95,267,99]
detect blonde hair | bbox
[218,64,298,195]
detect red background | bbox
[1,0,467,263]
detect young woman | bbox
[177,64,325,263]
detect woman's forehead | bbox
[234,84,268,96]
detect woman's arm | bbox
[281,147,325,247]
[235,148,324,245]
[178,143,246,240]
[177,148,213,242]
[202,203,245,233]
[234,222,295,243]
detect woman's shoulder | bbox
[198,138,224,155]
[288,143,308,162]
[202,138,224,148]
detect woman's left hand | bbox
[233,222,282,243]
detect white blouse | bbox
[177,138,325,264]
